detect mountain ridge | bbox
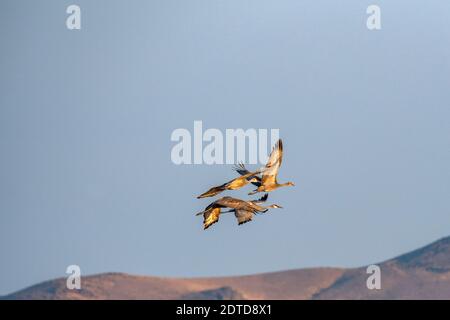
[3,236,450,300]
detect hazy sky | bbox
[1,0,449,295]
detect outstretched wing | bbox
[213,196,245,209]
[233,163,261,187]
[214,196,267,214]
[261,139,283,185]
[251,193,269,204]
[226,171,257,190]
[234,162,251,176]
[202,207,221,230]
[198,170,260,198]
[234,209,254,225]
[195,197,228,216]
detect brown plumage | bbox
[200,207,221,230]
[197,171,260,199]
[195,194,282,229]
[234,139,294,195]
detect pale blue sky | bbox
[1,0,450,295]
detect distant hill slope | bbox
[314,236,450,299]
[3,236,450,300]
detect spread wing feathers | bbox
[234,209,254,225]
[202,208,221,230]
[251,193,269,204]
[233,163,261,187]
[261,139,283,185]
[233,162,251,175]
[197,171,260,199]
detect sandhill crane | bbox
[234,139,294,195]
[196,194,282,230]
[197,170,261,199]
